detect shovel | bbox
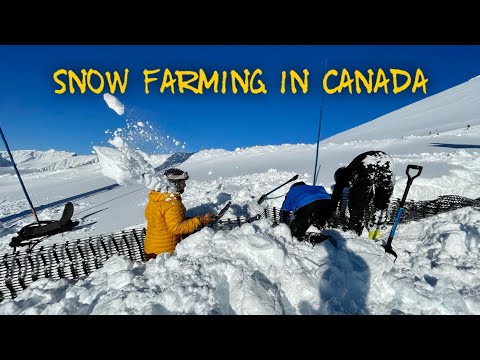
[382,164,423,261]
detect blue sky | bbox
[0,45,479,155]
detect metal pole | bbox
[313,58,327,186]
[0,125,40,223]
[313,93,324,185]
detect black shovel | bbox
[257,174,299,204]
[382,164,423,261]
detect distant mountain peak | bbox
[0,149,94,171]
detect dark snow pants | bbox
[289,199,332,240]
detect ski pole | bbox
[0,125,40,223]
[257,174,299,204]
[383,164,423,261]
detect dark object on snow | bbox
[208,201,231,224]
[1,125,79,250]
[382,165,423,261]
[393,195,480,222]
[9,202,78,248]
[257,174,299,204]
[302,232,333,247]
[1,226,147,302]
[330,151,395,236]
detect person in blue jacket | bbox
[280,181,332,242]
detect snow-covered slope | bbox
[325,75,480,144]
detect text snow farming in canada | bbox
[52,68,428,95]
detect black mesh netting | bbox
[0,195,478,302]
[0,228,146,302]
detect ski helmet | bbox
[164,168,189,181]
[334,167,346,182]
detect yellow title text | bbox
[52,67,428,95]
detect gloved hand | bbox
[199,213,216,226]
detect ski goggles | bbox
[165,171,189,181]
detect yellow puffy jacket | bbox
[144,190,202,256]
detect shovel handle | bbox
[257,174,299,204]
[400,165,423,205]
[384,164,423,261]
[406,165,423,181]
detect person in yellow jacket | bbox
[144,168,215,260]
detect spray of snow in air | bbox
[93,134,167,191]
[107,118,186,155]
[102,93,187,155]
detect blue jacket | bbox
[281,183,331,212]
